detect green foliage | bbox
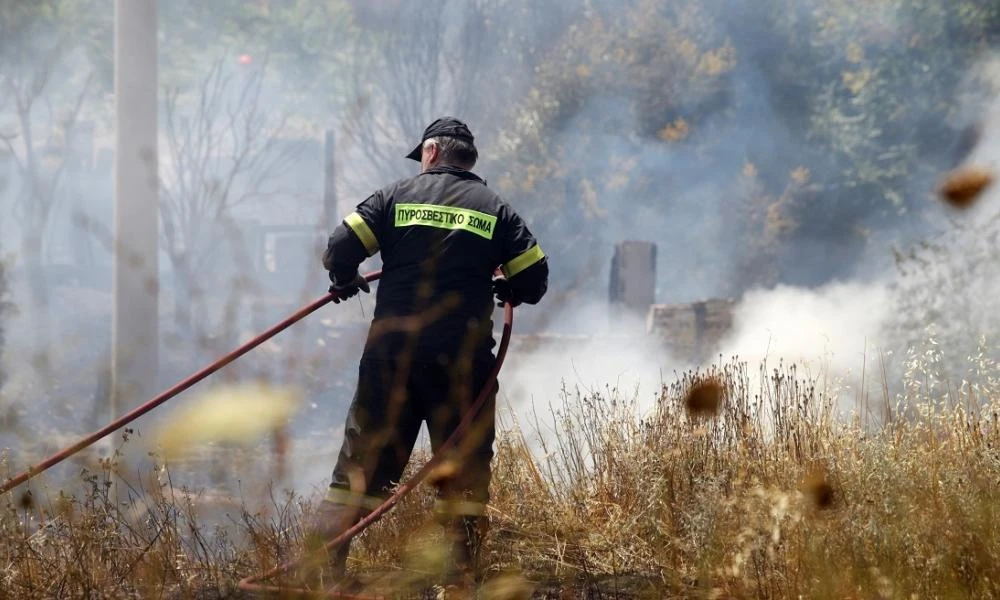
[485,1,753,295]
[484,0,1000,294]
[771,0,1000,216]
[6,0,998,297]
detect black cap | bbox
[405,116,476,161]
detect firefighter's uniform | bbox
[319,142,548,577]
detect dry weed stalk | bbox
[2,357,1000,598]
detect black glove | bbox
[328,273,370,303]
[492,277,521,307]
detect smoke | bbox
[3,1,1000,507]
[514,1,1000,316]
[495,6,1000,432]
[497,279,894,446]
[721,280,889,372]
[884,63,1000,384]
[720,281,890,407]
[495,299,686,456]
[496,33,1000,435]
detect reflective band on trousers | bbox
[394,203,497,240]
[501,244,544,278]
[345,212,379,256]
[324,486,385,511]
[433,498,487,517]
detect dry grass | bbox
[3,358,1000,598]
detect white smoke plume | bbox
[718,280,891,411]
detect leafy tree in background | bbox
[5,0,1000,324]
[485,0,1000,302]
[759,0,1000,274]
[485,0,742,302]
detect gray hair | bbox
[424,136,478,169]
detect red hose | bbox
[0,269,515,598]
[237,302,514,598]
[0,271,383,496]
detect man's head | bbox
[406,116,478,171]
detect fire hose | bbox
[238,300,514,598]
[0,269,515,598]
[0,270,382,495]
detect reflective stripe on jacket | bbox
[324,165,548,363]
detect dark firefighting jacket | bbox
[323,165,548,364]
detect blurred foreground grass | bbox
[2,356,999,599]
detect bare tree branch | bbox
[160,54,306,326]
[340,0,505,192]
[0,129,24,173]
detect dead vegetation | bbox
[3,357,1000,598]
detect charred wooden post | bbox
[609,241,657,329]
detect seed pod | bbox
[803,470,835,509]
[938,165,995,209]
[683,377,724,417]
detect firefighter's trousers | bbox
[324,356,497,574]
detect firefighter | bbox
[310,116,549,584]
